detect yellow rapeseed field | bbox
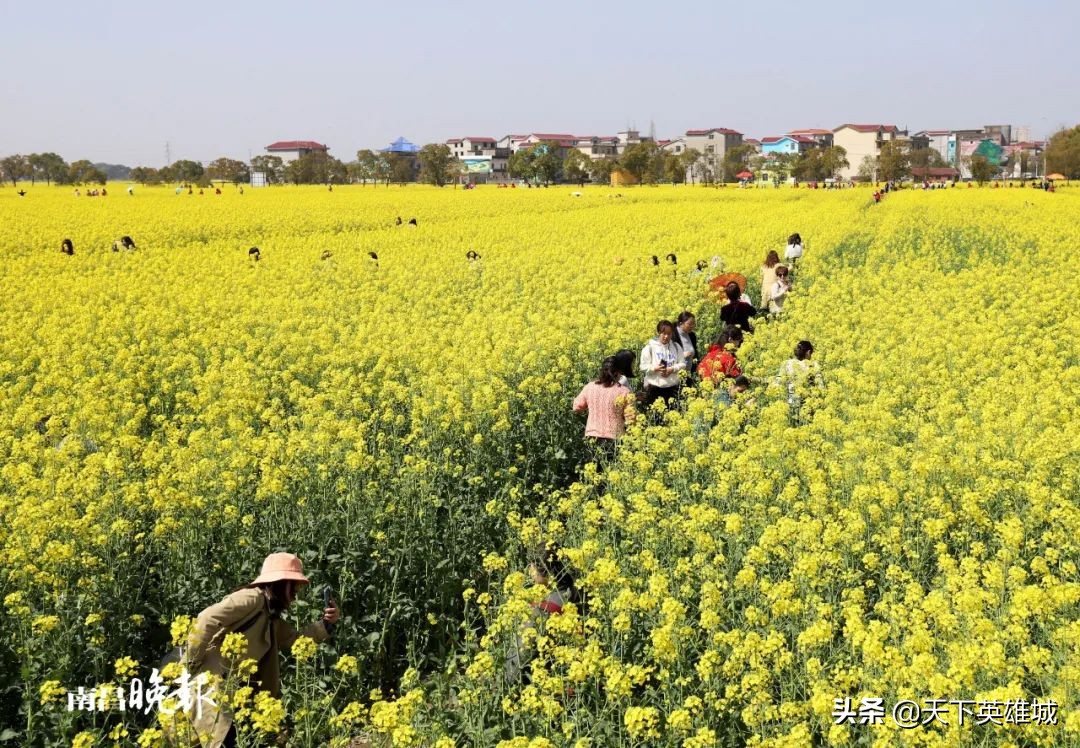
[0,184,1076,747]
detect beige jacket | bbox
[180,588,330,748]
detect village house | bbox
[264,140,329,164]
[831,124,908,180]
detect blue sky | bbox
[2,0,1077,165]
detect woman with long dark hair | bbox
[761,250,780,308]
[698,325,744,382]
[719,283,756,333]
[573,356,636,464]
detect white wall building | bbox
[264,140,329,164]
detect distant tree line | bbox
[0,153,110,186]
[14,127,1076,190]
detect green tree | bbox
[968,154,997,185]
[821,146,849,179]
[721,144,755,183]
[508,148,537,182]
[373,153,393,186]
[169,159,205,183]
[619,141,660,183]
[206,157,250,184]
[793,149,825,181]
[680,148,702,184]
[34,152,70,184]
[587,156,617,184]
[387,153,415,185]
[663,152,685,184]
[563,149,591,185]
[354,150,378,185]
[532,142,563,184]
[909,147,946,169]
[857,155,877,181]
[877,141,911,181]
[765,152,798,182]
[1045,125,1080,179]
[67,159,107,185]
[418,144,458,186]
[643,148,668,185]
[130,166,162,184]
[250,155,284,184]
[1,154,29,186]
[283,152,347,184]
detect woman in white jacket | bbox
[640,320,686,409]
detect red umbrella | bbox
[708,273,747,299]
[736,171,754,179]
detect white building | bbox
[446,136,508,182]
[264,140,329,164]
[682,128,744,181]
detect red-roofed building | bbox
[832,124,909,179]
[787,128,834,147]
[265,140,329,163]
[682,127,744,181]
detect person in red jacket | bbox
[697,325,744,382]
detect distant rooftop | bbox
[834,124,900,133]
[381,137,420,154]
[266,140,328,151]
[686,128,742,136]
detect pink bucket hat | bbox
[249,553,310,587]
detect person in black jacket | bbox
[718,283,756,332]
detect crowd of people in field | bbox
[572,232,824,465]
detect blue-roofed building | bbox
[760,135,815,156]
[381,136,420,153]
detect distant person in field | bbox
[127,185,134,195]
[61,239,74,256]
[396,216,402,225]
[112,236,136,252]
[248,247,260,262]
[698,325,744,382]
[768,265,791,314]
[760,250,781,309]
[784,233,803,265]
[572,356,636,464]
[719,282,756,333]
[408,218,417,227]
[640,319,686,410]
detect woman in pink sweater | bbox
[573,357,636,463]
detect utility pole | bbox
[165,142,171,167]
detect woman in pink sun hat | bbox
[179,553,340,748]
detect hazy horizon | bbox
[2,0,1078,166]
